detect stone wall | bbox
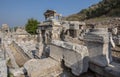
[10,41,30,66]
[50,40,89,76]
[84,28,112,67]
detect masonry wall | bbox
[50,40,89,76]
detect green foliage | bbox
[66,0,120,21]
[25,18,40,35]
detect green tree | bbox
[25,18,40,35]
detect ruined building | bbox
[1,24,9,33]
[0,10,120,77]
[32,10,120,77]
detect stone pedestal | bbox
[84,28,112,67]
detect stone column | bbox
[36,30,44,58]
[37,30,43,43]
[84,28,112,67]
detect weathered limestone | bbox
[9,41,30,66]
[50,40,64,61]
[24,58,62,77]
[4,43,19,68]
[0,43,7,77]
[82,28,120,77]
[13,27,30,42]
[62,21,70,29]
[66,21,86,38]
[50,40,89,76]
[105,62,120,77]
[36,42,44,57]
[84,28,112,67]
[112,27,118,35]
[44,10,62,20]
[118,35,120,45]
[37,20,62,44]
[13,40,41,60]
[89,62,120,77]
[0,60,7,77]
[15,40,37,58]
[52,25,62,40]
[10,67,24,77]
[1,24,9,33]
[113,35,120,45]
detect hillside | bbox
[66,0,120,21]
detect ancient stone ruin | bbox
[0,10,120,77]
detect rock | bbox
[89,62,120,77]
[10,68,24,77]
[0,60,7,77]
[105,62,120,77]
[50,40,89,76]
[112,27,118,35]
[113,35,120,45]
[24,58,62,77]
[84,28,112,67]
